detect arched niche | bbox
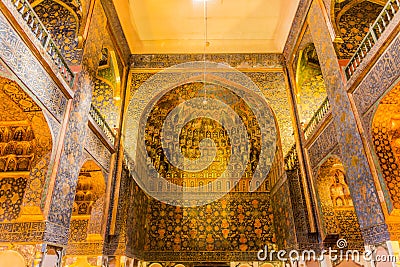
[125,61,279,206]
[65,160,106,260]
[0,77,53,222]
[371,81,400,214]
[134,80,279,197]
[315,156,363,249]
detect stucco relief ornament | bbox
[124,61,277,207]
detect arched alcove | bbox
[64,160,106,264]
[135,80,279,198]
[0,77,53,222]
[315,156,363,249]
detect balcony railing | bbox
[303,97,330,140]
[10,0,75,87]
[284,144,298,171]
[89,104,116,145]
[345,0,400,80]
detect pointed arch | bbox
[0,76,53,222]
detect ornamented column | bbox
[42,0,107,251]
[307,0,390,245]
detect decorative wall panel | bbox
[126,176,151,259]
[270,179,296,250]
[66,241,104,256]
[69,218,89,242]
[130,73,155,96]
[31,153,51,209]
[87,195,105,235]
[130,54,284,69]
[353,33,400,116]
[308,121,338,168]
[139,192,275,262]
[105,165,133,256]
[92,78,119,129]
[0,221,45,242]
[246,72,294,154]
[0,177,27,221]
[286,168,310,248]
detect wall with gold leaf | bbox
[295,43,327,126]
[92,78,120,129]
[371,83,400,210]
[32,0,83,65]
